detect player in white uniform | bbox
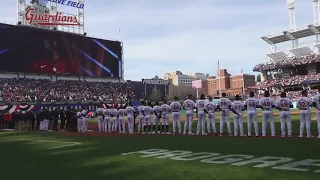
[125,102,135,134]
[204,96,217,135]
[76,111,82,132]
[276,92,293,138]
[103,107,112,132]
[231,95,245,136]
[117,106,126,133]
[161,100,171,134]
[244,91,259,137]
[312,89,320,139]
[81,109,88,132]
[196,94,207,135]
[143,102,153,134]
[152,101,162,134]
[111,105,118,132]
[96,107,105,132]
[296,90,313,138]
[170,96,182,135]
[259,91,276,137]
[218,93,234,136]
[137,101,145,133]
[183,94,195,135]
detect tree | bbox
[149,87,162,101]
[168,85,205,100]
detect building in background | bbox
[164,71,208,86]
[202,69,256,96]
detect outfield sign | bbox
[121,149,320,173]
[41,0,84,9]
[142,79,170,85]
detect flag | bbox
[241,68,243,75]
[217,60,220,77]
[192,80,202,88]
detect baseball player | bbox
[183,94,195,135]
[152,101,162,134]
[137,101,145,133]
[76,111,82,132]
[297,90,313,138]
[244,91,259,137]
[111,105,118,132]
[312,88,320,139]
[196,94,207,135]
[231,95,245,136]
[205,96,217,135]
[161,100,171,134]
[170,96,182,135]
[259,91,276,137]
[96,107,105,132]
[218,93,234,136]
[143,102,153,134]
[117,106,126,133]
[103,107,112,132]
[276,92,293,138]
[125,102,135,134]
[81,109,88,132]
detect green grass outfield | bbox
[1,109,320,180]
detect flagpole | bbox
[218,60,221,97]
[242,74,245,95]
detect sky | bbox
[0,0,316,81]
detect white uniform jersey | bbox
[183,99,195,111]
[218,98,231,112]
[125,106,135,116]
[231,101,244,113]
[76,112,82,118]
[117,109,126,117]
[296,97,312,110]
[160,104,171,115]
[153,105,161,116]
[312,94,320,110]
[259,97,275,111]
[138,106,145,116]
[111,109,118,117]
[244,97,259,112]
[170,101,182,112]
[276,98,292,110]
[143,106,153,116]
[205,102,216,113]
[96,108,104,116]
[103,109,112,117]
[196,100,206,112]
[81,110,88,117]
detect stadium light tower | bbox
[313,0,320,24]
[287,0,298,47]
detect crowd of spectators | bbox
[253,54,320,71]
[0,78,135,103]
[257,73,320,88]
[255,89,318,102]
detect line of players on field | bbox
[94,90,320,138]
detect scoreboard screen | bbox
[0,23,122,78]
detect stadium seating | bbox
[253,54,320,71]
[0,78,135,102]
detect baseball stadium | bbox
[1,1,320,180]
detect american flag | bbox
[217,60,220,77]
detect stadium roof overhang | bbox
[261,24,320,45]
[266,51,287,61]
[289,46,313,57]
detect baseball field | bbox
[0,109,319,180]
